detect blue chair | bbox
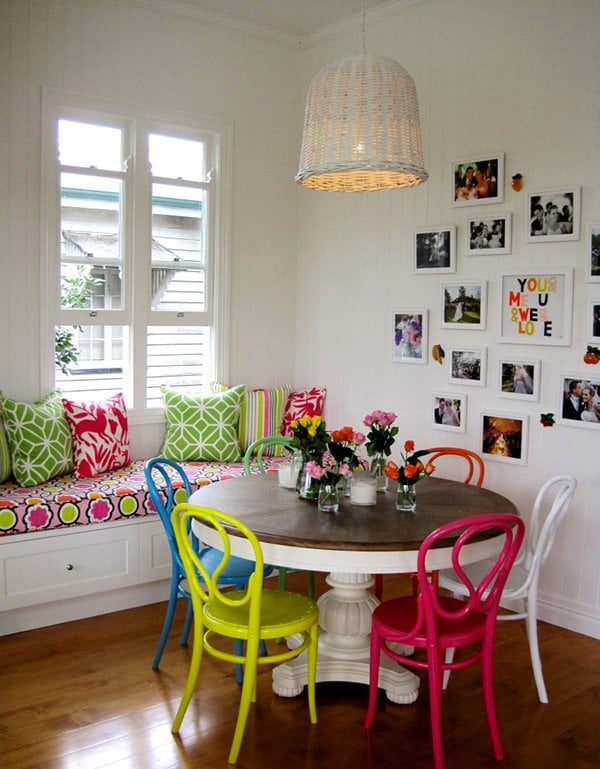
[144,457,273,673]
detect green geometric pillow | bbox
[0,390,73,487]
[0,411,11,483]
[160,384,244,462]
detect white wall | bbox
[1,0,599,639]
[295,0,600,637]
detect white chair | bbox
[438,474,577,703]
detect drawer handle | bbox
[66,563,74,571]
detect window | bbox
[42,95,229,411]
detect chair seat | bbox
[204,588,319,639]
[374,595,488,649]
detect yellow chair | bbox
[171,502,319,764]
[243,436,315,599]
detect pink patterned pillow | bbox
[62,393,131,478]
[280,387,327,436]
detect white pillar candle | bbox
[350,477,377,506]
[278,463,297,488]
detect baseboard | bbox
[537,593,600,640]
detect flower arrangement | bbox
[305,426,366,487]
[363,410,399,458]
[289,415,330,460]
[385,440,435,486]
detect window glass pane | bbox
[61,173,122,309]
[151,183,205,312]
[149,134,204,181]
[55,324,126,401]
[146,326,209,407]
[58,120,122,171]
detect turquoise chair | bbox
[171,502,319,764]
[144,458,272,673]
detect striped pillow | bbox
[211,383,292,455]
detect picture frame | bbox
[498,358,540,401]
[392,310,428,364]
[432,393,467,433]
[527,187,581,242]
[415,226,456,273]
[480,412,528,465]
[499,270,573,346]
[452,152,504,207]
[558,373,600,429]
[449,347,487,387]
[585,222,600,282]
[465,214,511,256]
[590,300,600,342]
[442,281,487,329]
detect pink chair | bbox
[365,514,525,769]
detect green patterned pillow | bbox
[0,390,73,487]
[160,384,244,462]
[0,410,11,482]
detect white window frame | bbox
[40,90,232,419]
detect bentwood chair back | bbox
[365,514,525,769]
[439,474,576,702]
[144,458,271,672]
[375,446,485,600]
[170,502,319,764]
[243,436,315,599]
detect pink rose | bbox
[306,461,326,479]
[353,432,366,445]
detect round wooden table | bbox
[190,473,519,704]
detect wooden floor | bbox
[2,572,599,769]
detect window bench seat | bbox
[0,458,281,635]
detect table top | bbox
[189,474,519,574]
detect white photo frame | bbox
[442,281,487,329]
[498,358,540,401]
[415,226,456,273]
[452,152,504,207]
[589,300,600,342]
[480,412,529,465]
[449,347,487,387]
[527,187,581,242]
[432,393,467,433]
[465,213,511,256]
[392,310,428,364]
[558,373,600,429]
[585,223,600,282]
[499,270,573,346]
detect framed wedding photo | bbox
[558,373,600,429]
[442,281,487,329]
[590,301,600,342]
[415,226,456,273]
[480,412,528,465]
[392,310,428,364]
[465,214,511,256]
[527,187,581,242]
[452,152,504,207]
[499,270,573,346]
[498,358,540,401]
[449,347,487,387]
[585,222,600,282]
[432,393,467,433]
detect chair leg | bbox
[427,650,446,769]
[228,637,259,764]
[481,636,504,761]
[171,617,205,733]
[307,624,319,724]
[442,647,455,690]
[364,626,382,729]
[374,574,383,600]
[180,598,193,647]
[525,599,548,703]
[152,577,180,670]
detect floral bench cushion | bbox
[0,458,281,536]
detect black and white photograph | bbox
[432,393,466,433]
[586,223,600,281]
[527,187,580,242]
[415,227,456,273]
[559,374,600,429]
[452,153,504,207]
[442,282,487,329]
[449,347,487,386]
[466,214,511,256]
[498,358,540,401]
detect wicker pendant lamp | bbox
[296,9,428,192]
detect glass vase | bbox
[396,483,417,512]
[296,459,320,500]
[318,483,339,513]
[371,453,387,492]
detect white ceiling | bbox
[135,0,419,41]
